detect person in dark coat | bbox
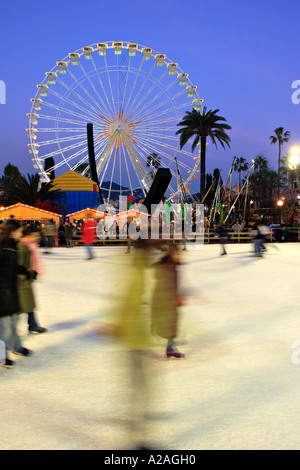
[64,221,74,247]
[0,220,37,367]
[151,244,185,358]
[216,221,230,256]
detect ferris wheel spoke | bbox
[120,141,134,195]
[91,58,115,118]
[132,76,179,119]
[135,100,193,126]
[120,53,132,113]
[99,149,112,188]
[129,68,169,119]
[56,75,102,118]
[38,113,93,127]
[131,140,178,194]
[134,125,178,135]
[133,89,189,123]
[71,154,90,172]
[78,62,111,118]
[135,127,180,143]
[131,116,180,127]
[64,69,105,116]
[41,100,99,125]
[37,132,87,147]
[38,137,88,160]
[49,143,90,171]
[124,62,157,117]
[136,133,194,169]
[123,138,151,194]
[97,132,121,185]
[45,87,101,122]
[123,54,145,117]
[107,150,119,201]
[37,127,87,133]
[133,133,187,176]
[126,154,149,196]
[104,55,117,118]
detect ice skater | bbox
[96,239,154,448]
[19,225,47,334]
[249,219,265,257]
[151,244,185,359]
[81,215,97,260]
[216,221,230,256]
[0,220,37,368]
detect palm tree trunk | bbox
[278,142,281,200]
[200,136,206,200]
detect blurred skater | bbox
[95,239,154,448]
[64,221,74,248]
[42,219,57,254]
[151,244,185,359]
[249,219,265,257]
[81,216,97,260]
[19,225,47,334]
[216,221,230,256]
[118,240,153,447]
[0,220,36,368]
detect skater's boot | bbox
[166,346,185,359]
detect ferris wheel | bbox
[27,41,203,201]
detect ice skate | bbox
[13,347,32,357]
[166,347,185,359]
[1,358,15,369]
[29,326,48,334]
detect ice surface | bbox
[1,242,300,450]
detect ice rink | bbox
[1,241,300,450]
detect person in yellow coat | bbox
[96,239,153,449]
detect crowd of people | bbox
[0,209,273,370]
[0,215,101,368]
[0,219,47,367]
[214,217,270,257]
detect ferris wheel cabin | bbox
[69,53,80,65]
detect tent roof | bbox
[67,207,97,217]
[0,203,61,221]
[67,207,105,220]
[51,170,98,192]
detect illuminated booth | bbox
[0,203,61,224]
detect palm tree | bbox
[233,157,249,191]
[176,107,231,200]
[146,153,161,179]
[5,173,67,211]
[265,169,278,205]
[269,127,290,200]
[249,156,268,204]
[0,163,23,206]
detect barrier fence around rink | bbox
[69,226,300,246]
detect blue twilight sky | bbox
[0,0,299,188]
